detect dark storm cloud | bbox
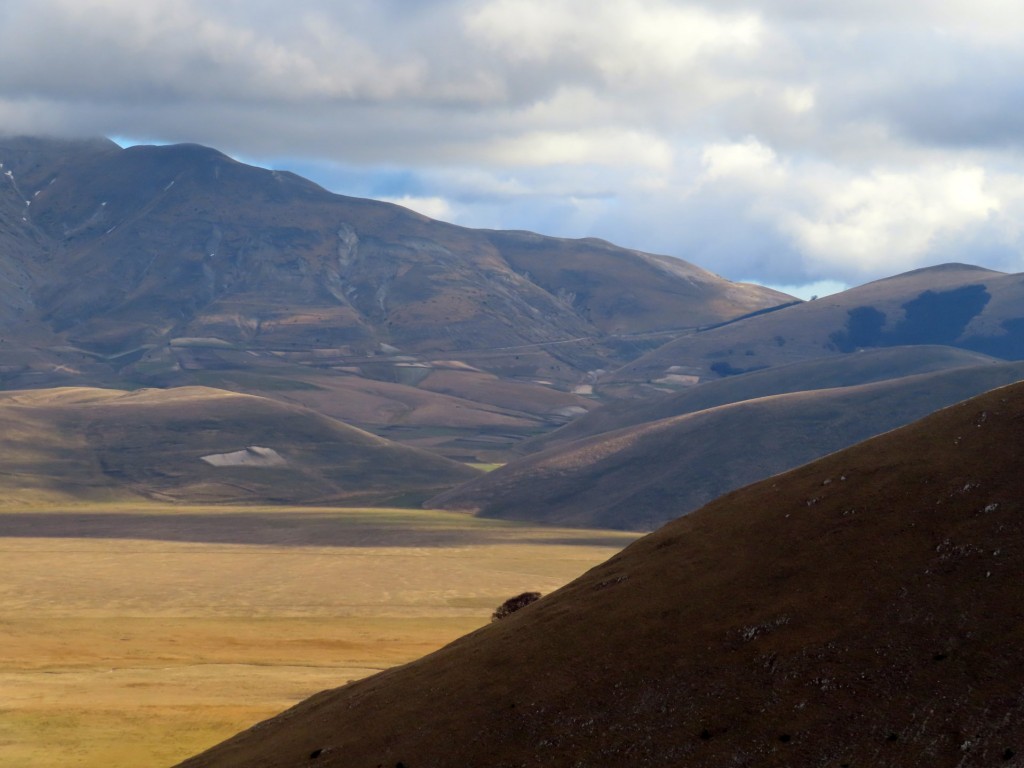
[3,0,1024,293]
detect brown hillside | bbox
[0,135,790,458]
[609,263,1024,392]
[0,386,478,506]
[155,354,597,463]
[0,136,790,395]
[180,380,1024,768]
[524,344,1000,456]
[430,361,1024,530]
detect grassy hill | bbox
[523,344,1000,455]
[608,263,1024,393]
[0,386,479,506]
[429,361,1024,530]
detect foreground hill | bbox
[608,263,1024,393]
[179,381,1024,768]
[429,361,1024,530]
[0,386,478,505]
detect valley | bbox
[0,503,636,767]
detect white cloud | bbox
[378,195,455,221]
[0,0,423,102]
[782,86,815,114]
[762,279,849,300]
[700,138,783,184]
[483,129,674,170]
[465,0,763,76]
[783,166,1001,276]
[3,0,1024,289]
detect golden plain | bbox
[0,504,637,767]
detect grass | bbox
[466,462,505,472]
[0,504,636,767]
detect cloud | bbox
[482,129,674,170]
[783,166,1001,276]
[377,195,455,221]
[464,0,763,86]
[0,0,424,102]
[3,0,1024,288]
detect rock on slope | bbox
[179,381,1024,768]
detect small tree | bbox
[491,591,541,622]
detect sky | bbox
[3,1,1024,298]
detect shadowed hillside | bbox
[429,361,1024,530]
[179,380,1024,768]
[0,386,478,505]
[609,263,1024,393]
[523,344,1000,455]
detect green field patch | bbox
[466,462,505,472]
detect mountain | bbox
[0,135,789,386]
[522,344,1001,456]
[178,380,1024,768]
[0,386,478,506]
[428,361,1024,530]
[607,263,1024,395]
[0,135,792,461]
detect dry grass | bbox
[0,505,636,768]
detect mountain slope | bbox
[524,344,1000,455]
[0,386,479,506]
[0,135,794,461]
[0,136,790,392]
[609,263,1024,392]
[179,380,1024,768]
[429,361,1024,530]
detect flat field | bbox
[0,504,637,767]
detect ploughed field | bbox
[0,504,636,768]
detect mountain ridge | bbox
[606,262,1024,393]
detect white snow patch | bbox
[200,446,288,468]
[554,405,588,417]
